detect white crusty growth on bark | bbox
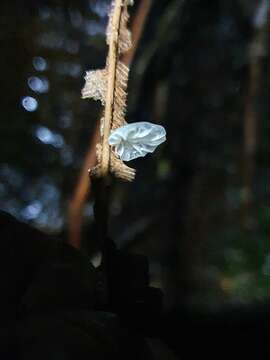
[82,69,108,105]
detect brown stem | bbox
[121,0,153,66]
[101,0,123,177]
[68,0,153,248]
[242,21,268,228]
[242,57,259,222]
[68,128,100,248]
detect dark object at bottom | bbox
[0,211,153,359]
[3,211,270,359]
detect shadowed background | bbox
[1,0,270,311]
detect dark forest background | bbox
[1,0,270,311]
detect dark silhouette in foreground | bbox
[1,210,270,359]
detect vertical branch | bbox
[101,0,123,176]
[242,49,259,225]
[67,129,100,249]
[121,0,153,66]
[68,0,153,248]
[242,1,269,228]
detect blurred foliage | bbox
[1,0,270,308]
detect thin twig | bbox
[242,3,269,228]
[101,0,123,176]
[68,0,153,248]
